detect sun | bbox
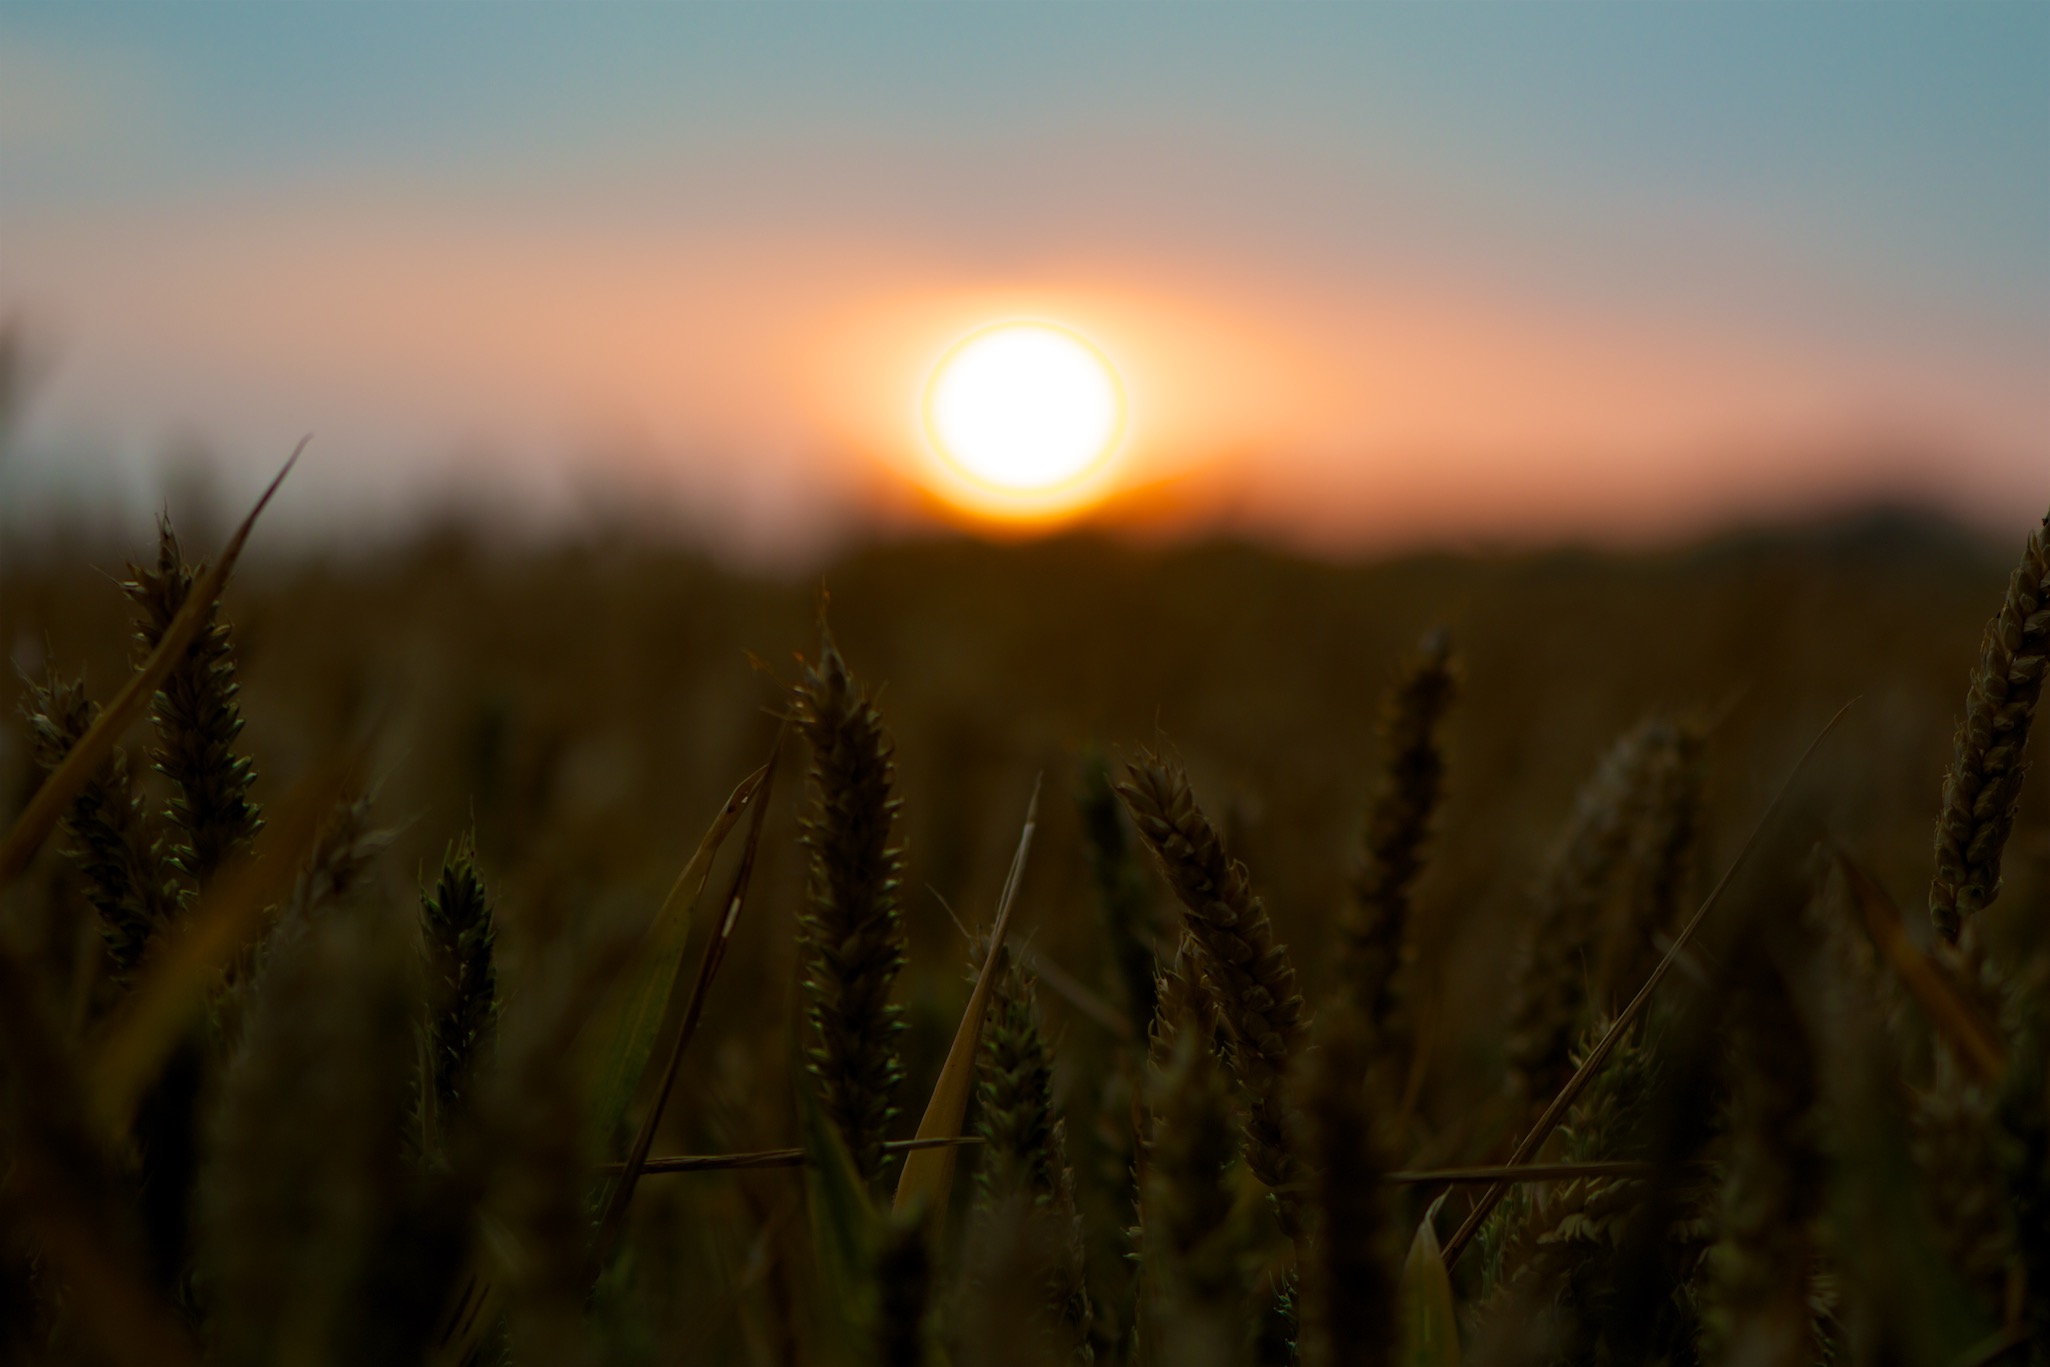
[923,321,1126,517]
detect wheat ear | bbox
[124,519,262,893]
[1117,751,1308,1244]
[20,670,178,985]
[794,625,909,1188]
[973,944,1095,1361]
[1931,507,2050,943]
[1339,629,1457,1052]
[420,838,497,1156]
[1503,719,1675,1102]
[1595,719,1705,1013]
[1698,948,1832,1364]
[283,791,392,925]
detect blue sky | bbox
[2,3,2045,555]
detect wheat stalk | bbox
[872,1207,934,1367]
[1292,1009,1394,1367]
[1931,507,2050,944]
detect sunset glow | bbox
[922,322,1126,521]
[0,5,2042,557]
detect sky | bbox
[1,2,2045,563]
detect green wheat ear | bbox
[19,667,178,987]
[420,837,497,1156]
[1118,751,1309,1247]
[972,942,1096,1362]
[794,621,908,1189]
[124,517,263,895]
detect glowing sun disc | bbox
[924,322,1125,496]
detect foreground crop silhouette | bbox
[1,486,2045,1366]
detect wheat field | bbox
[0,489,2044,1367]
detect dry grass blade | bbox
[622,1151,1667,1187]
[86,747,356,1141]
[1398,1201,1460,1367]
[585,762,769,1150]
[588,729,783,1279]
[613,1135,983,1177]
[1384,1160,1681,1186]
[1439,699,1856,1268]
[0,441,301,889]
[1023,945,1133,1042]
[1835,850,2005,1085]
[892,775,1041,1220]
